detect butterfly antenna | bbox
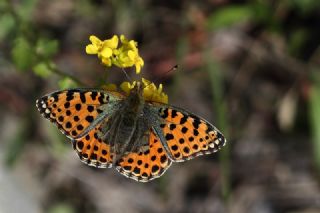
[154,64,179,83]
[121,68,132,82]
[143,65,179,89]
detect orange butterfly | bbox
[36,83,226,182]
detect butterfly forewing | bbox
[157,106,226,162]
[36,89,123,139]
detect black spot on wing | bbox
[80,92,86,103]
[90,91,98,100]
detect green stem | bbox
[204,50,231,201]
[44,61,85,86]
[308,70,320,174]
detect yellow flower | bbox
[86,34,144,73]
[128,50,144,74]
[85,35,119,67]
[120,78,168,104]
[85,35,102,54]
[120,81,137,94]
[112,35,144,74]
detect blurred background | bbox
[1,0,320,212]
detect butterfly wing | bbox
[36,89,124,167]
[114,103,226,182]
[36,89,123,139]
[115,129,172,182]
[72,122,114,168]
[154,105,226,162]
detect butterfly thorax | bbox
[123,83,145,114]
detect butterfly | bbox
[36,82,226,182]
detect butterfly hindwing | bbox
[157,106,226,162]
[116,130,172,182]
[72,123,114,168]
[36,89,123,139]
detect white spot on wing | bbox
[209,143,215,148]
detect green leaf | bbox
[0,1,9,10]
[288,29,309,57]
[289,0,320,14]
[33,62,52,78]
[251,2,274,25]
[36,38,59,58]
[0,13,15,40]
[58,77,78,89]
[11,36,35,71]
[207,5,253,30]
[16,0,38,21]
[48,203,75,213]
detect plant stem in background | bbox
[5,110,33,167]
[44,61,85,86]
[204,51,231,201]
[173,36,189,97]
[308,72,320,174]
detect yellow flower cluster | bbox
[86,34,168,104]
[86,35,144,74]
[120,78,168,104]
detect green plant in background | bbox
[0,0,66,166]
[309,70,320,174]
[207,1,276,31]
[0,0,81,87]
[204,0,320,200]
[204,53,230,201]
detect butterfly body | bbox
[36,84,226,182]
[100,84,153,165]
